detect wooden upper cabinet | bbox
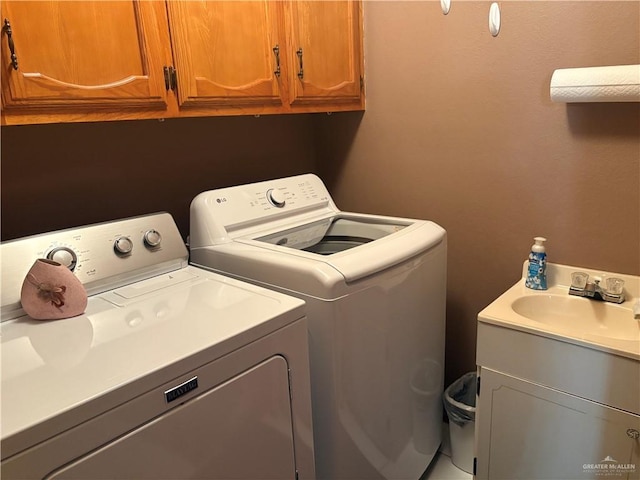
[287,1,363,108]
[0,0,364,125]
[0,1,172,115]
[167,1,286,109]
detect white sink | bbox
[511,294,638,341]
[479,263,640,359]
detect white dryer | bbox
[190,174,447,480]
[1,213,315,480]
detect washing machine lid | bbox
[234,212,445,284]
[0,265,305,457]
[189,174,446,289]
[255,216,407,254]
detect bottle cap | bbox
[532,237,546,253]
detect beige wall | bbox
[1,115,316,241]
[316,1,640,385]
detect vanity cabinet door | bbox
[476,368,640,480]
[286,0,364,110]
[0,1,173,121]
[167,1,286,111]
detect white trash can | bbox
[443,372,476,474]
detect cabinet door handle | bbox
[3,19,18,70]
[163,66,177,91]
[170,66,177,91]
[296,48,303,80]
[272,44,281,77]
[163,66,171,90]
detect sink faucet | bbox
[569,273,625,304]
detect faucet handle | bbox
[604,277,624,295]
[570,271,589,289]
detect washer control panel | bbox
[194,174,334,234]
[1,213,188,320]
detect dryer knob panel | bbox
[267,189,286,208]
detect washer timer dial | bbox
[266,188,286,208]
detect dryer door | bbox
[46,356,297,480]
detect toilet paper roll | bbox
[550,64,640,103]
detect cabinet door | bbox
[0,1,172,113]
[167,1,285,109]
[476,369,640,480]
[287,0,363,108]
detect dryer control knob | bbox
[144,229,162,248]
[267,188,286,208]
[47,247,78,271]
[114,236,134,255]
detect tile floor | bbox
[422,450,472,480]
[420,424,472,480]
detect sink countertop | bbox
[478,262,640,361]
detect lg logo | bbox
[216,197,228,204]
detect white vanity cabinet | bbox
[475,322,640,480]
[476,367,639,480]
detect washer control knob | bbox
[114,236,134,255]
[143,229,162,248]
[267,188,286,208]
[47,247,78,271]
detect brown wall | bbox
[315,1,640,385]
[1,114,316,241]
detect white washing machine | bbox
[1,213,315,480]
[190,174,447,480]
